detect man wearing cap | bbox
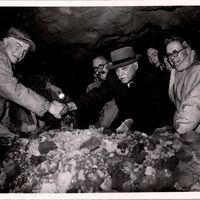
[0,27,67,146]
[66,46,167,134]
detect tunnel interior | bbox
[0,6,200,97]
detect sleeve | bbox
[0,57,50,117]
[86,82,96,93]
[86,81,101,93]
[174,67,200,133]
[74,76,115,112]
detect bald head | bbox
[92,56,109,81]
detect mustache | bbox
[97,70,106,75]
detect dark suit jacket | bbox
[74,66,174,134]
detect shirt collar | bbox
[127,81,133,88]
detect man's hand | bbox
[66,102,77,111]
[48,100,68,119]
[116,118,134,133]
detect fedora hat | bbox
[109,46,141,70]
[6,27,36,52]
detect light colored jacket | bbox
[0,41,50,117]
[169,50,200,133]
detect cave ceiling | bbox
[1,5,200,95]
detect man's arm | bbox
[174,66,200,134]
[0,57,65,118]
[74,80,114,112]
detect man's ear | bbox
[182,41,188,48]
[134,62,139,70]
[2,37,8,47]
[107,62,113,70]
[182,41,191,54]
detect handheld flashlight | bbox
[58,93,65,100]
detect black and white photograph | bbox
[0,1,200,199]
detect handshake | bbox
[48,101,77,119]
[48,100,68,119]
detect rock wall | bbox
[1,6,200,95]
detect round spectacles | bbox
[93,62,110,72]
[167,48,185,59]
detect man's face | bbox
[4,37,30,64]
[147,48,160,67]
[166,40,188,70]
[115,62,138,84]
[92,57,109,81]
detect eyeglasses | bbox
[93,62,110,72]
[166,48,185,59]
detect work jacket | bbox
[169,50,200,133]
[0,41,50,118]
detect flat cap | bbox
[6,27,36,52]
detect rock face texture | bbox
[7,7,200,53]
[1,6,200,94]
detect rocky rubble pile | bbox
[1,126,200,193]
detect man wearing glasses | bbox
[86,56,118,129]
[166,35,200,134]
[86,56,110,92]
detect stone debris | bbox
[1,126,200,192]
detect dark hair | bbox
[146,46,164,63]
